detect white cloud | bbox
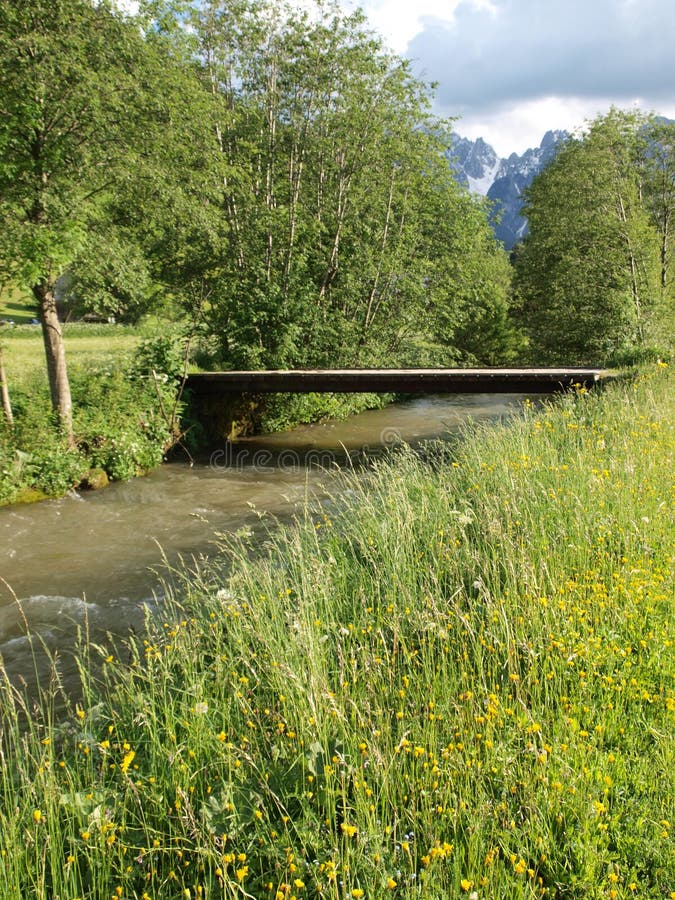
[139,0,675,155]
[455,97,660,157]
[377,0,675,152]
[408,1,675,105]
[288,0,461,53]
[356,0,461,53]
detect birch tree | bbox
[184,0,515,369]
[642,119,675,335]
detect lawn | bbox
[0,284,35,324]
[1,285,151,382]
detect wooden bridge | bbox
[187,367,613,395]
[186,368,615,442]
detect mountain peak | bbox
[448,129,569,248]
[540,129,567,149]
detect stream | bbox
[0,393,529,690]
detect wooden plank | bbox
[186,368,614,395]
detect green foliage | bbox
[435,222,527,365]
[0,0,150,285]
[0,368,672,897]
[134,332,188,380]
[2,0,522,430]
[256,391,392,434]
[641,119,675,345]
[148,0,518,371]
[514,110,669,364]
[606,344,670,368]
[0,380,88,498]
[61,231,162,324]
[642,121,675,288]
[23,443,87,496]
[71,365,177,480]
[0,359,180,503]
[86,428,163,482]
[0,0,213,432]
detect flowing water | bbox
[0,393,529,689]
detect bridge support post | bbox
[188,392,262,445]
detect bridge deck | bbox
[186,368,614,395]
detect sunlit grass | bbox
[0,367,672,898]
[1,327,145,384]
[0,284,35,324]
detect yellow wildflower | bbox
[120,750,136,773]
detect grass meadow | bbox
[1,324,144,383]
[0,367,672,899]
[0,285,35,325]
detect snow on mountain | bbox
[448,130,568,249]
[449,135,500,195]
[467,157,502,195]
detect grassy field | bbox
[0,367,673,899]
[0,284,35,324]
[1,325,146,383]
[0,285,159,381]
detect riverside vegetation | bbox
[0,319,394,505]
[1,0,672,502]
[0,325,187,505]
[0,368,672,898]
[1,0,672,455]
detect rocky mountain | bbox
[449,130,568,249]
[449,134,502,195]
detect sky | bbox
[329,0,675,156]
[121,0,675,157]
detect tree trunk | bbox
[660,207,670,293]
[0,346,13,427]
[617,193,644,342]
[33,278,74,443]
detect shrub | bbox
[0,356,182,502]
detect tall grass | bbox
[1,368,672,898]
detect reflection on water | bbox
[0,393,528,685]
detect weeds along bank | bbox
[0,368,673,898]
[0,327,184,505]
[0,327,392,505]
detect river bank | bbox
[0,391,528,692]
[0,323,400,506]
[1,367,672,898]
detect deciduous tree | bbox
[514,110,664,364]
[0,0,209,438]
[641,119,675,339]
[173,0,517,369]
